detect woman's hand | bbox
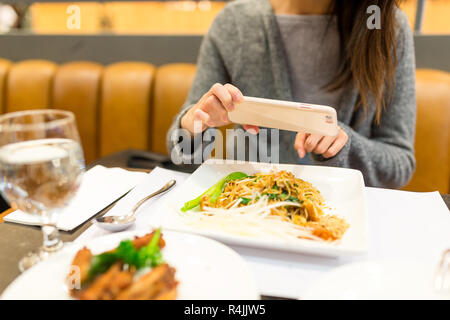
[294,127,349,159]
[181,83,259,135]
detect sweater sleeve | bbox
[166,7,235,164]
[310,11,417,189]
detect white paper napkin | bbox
[4,165,148,231]
[76,167,191,240]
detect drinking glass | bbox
[0,110,85,271]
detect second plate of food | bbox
[1,229,259,300]
[150,159,369,257]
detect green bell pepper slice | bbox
[181,171,248,212]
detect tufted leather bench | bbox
[0,58,448,193]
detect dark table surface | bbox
[0,149,449,298]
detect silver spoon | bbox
[94,179,176,232]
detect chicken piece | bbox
[106,267,136,298]
[153,286,178,300]
[132,231,166,250]
[68,230,168,299]
[68,247,92,297]
[74,264,135,300]
[115,264,178,300]
[69,247,92,283]
[105,230,166,255]
[78,262,122,300]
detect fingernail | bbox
[234,93,243,102]
[297,149,304,158]
[247,128,257,135]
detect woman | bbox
[167,0,416,188]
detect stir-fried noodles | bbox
[181,170,349,242]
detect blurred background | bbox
[0,0,447,34]
[0,0,448,67]
[0,0,448,195]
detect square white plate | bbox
[149,159,369,257]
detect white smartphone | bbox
[228,96,339,136]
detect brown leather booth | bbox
[6,60,57,113]
[100,62,156,159]
[53,62,102,163]
[403,69,450,194]
[151,63,196,154]
[0,59,448,193]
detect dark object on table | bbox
[126,150,197,174]
[88,149,197,174]
[0,195,9,213]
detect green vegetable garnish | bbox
[88,228,163,280]
[240,197,251,205]
[136,228,163,268]
[115,240,137,266]
[260,193,302,203]
[287,196,302,203]
[88,252,117,279]
[181,172,248,212]
[268,193,278,200]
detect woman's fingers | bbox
[192,109,210,133]
[242,124,259,134]
[323,129,348,158]
[294,132,308,158]
[304,134,323,153]
[210,83,234,111]
[199,83,242,125]
[224,83,244,103]
[201,95,231,127]
[214,83,258,134]
[295,128,348,159]
[183,82,257,136]
[313,135,335,155]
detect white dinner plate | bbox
[148,159,369,257]
[303,260,450,300]
[1,230,259,300]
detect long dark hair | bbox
[328,0,400,123]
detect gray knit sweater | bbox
[167,0,416,189]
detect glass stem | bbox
[41,224,63,252]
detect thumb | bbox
[294,132,307,158]
[243,124,259,135]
